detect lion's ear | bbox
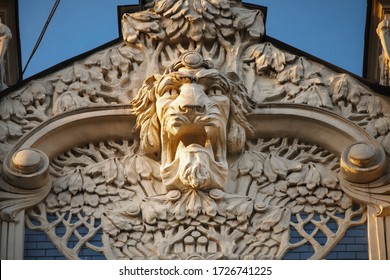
[139,114,161,155]
[227,119,246,154]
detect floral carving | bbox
[25,137,365,260]
[243,43,296,74]
[123,0,264,44]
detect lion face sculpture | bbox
[131,52,254,191]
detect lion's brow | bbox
[157,73,194,92]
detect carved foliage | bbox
[122,0,264,44]
[243,41,390,155]
[0,82,52,163]
[26,138,365,260]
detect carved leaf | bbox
[243,43,296,74]
[357,95,382,117]
[88,67,103,81]
[186,191,203,218]
[5,121,23,138]
[303,164,321,190]
[277,60,304,84]
[0,97,26,120]
[45,193,59,208]
[329,74,368,106]
[187,21,203,42]
[292,58,318,80]
[122,154,161,185]
[339,194,353,210]
[86,158,124,188]
[0,98,14,120]
[225,197,253,223]
[0,121,8,141]
[53,168,82,194]
[10,99,26,118]
[253,207,284,231]
[0,142,12,162]
[375,117,389,136]
[292,84,332,109]
[199,193,218,217]
[366,120,378,137]
[366,117,390,138]
[58,191,71,207]
[84,193,99,207]
[264,154,301,183]
[82,175,96,193]
[141,201,168,224]
[236,151,254,175]
[70,193,84,208]
[327,190,342,202]
[379,134,390,155]
[73,64,89,82]
[122,12,163,43]
[54,80,68,95]
[108,49,128,72]
[273,209,291,233]
[118,46,143,63]
[0,120,22,140]
[314,187,328,199]
[103,211,140,236]
[287,165,309,185]
[232,7,264,38]
[53,92,92,114]
[314,163,338,189]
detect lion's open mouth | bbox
[166,123,225,166]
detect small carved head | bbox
[131,51,254,191]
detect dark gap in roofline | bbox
[265,35,390,97]
[14,0,23,84]
[362,0,372,79]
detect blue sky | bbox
[18,0,367,78]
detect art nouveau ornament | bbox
[0,18,12,91]
[0,0,390,260]
[377,17,390,85]
[132,51,253,191]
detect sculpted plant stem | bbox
[138,36,166,78]
[218,33,251,75]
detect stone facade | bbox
[1,0,390,260]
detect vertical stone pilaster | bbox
[367,205,390,259]
[0,211,25,259]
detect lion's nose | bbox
[179,104,205,114]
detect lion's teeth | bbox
[175,141,186,159]
[205,139,215,161]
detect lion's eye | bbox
[208,87,223,96]
[163,88,178,97]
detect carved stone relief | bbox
[377,16,390,85]
[1,0,390,260]
[0,17,12,91]
[25,137,365,259]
